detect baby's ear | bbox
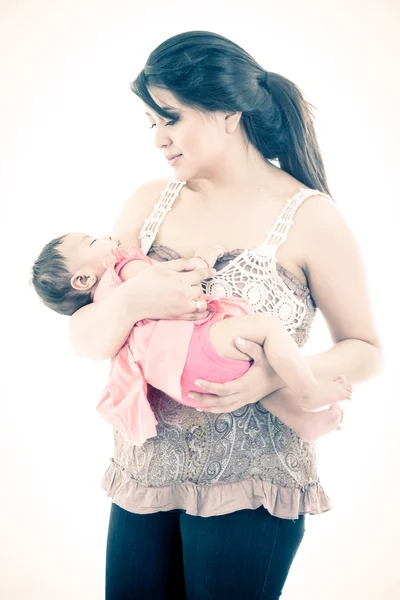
[70,269,97,291]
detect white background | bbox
[3,0,399,598]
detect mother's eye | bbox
[149,118,178,129]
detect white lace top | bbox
[101,180,333,519]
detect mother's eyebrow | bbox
[145,108,181,117]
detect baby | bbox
[31,232,351,445]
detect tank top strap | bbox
[260,188,332,251]
[139,180,186,255]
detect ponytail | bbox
[132,31,332,196]
[243,71,331,196]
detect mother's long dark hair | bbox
[131,31,331,196]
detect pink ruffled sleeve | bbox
[93,245,153,303]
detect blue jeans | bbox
[106,503,305,599]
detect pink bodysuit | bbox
[94,246,252,447]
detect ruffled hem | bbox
[101,460,332,520]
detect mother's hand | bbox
[188,339,284,413]
[129,258,214,321]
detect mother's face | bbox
[144,87,235,182]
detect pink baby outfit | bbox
[93,246,251,447]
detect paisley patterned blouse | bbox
[101,180,333,519]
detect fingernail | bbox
[236,337,245,346]
[195,408,204,412]
[188,393,196,399]
[194,380,203,388]
[212,269,217,276]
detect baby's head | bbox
[31,233,119,315]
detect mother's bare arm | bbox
[69,180,213,360]
[299,195,383,383]
[190,195,384,413]
[69,278,145,360]
[267,195,383,389]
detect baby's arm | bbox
[92,250,153,308]
[93,249,153,302]
[119,244,223,281]
[119,258,151,281]
[119,244,222,281]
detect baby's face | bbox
[61,233,120,279]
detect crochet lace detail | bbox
[139,181,331,334]
[139,180,186,255]
[104,180,333,518]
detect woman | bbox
[70,31,382,599]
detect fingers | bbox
[191,245,225,269]
[336,405,345,429]
[191,297,208,313]
[188,392,222,406]
[187,257,210,269]
[335,375,353,391]
[190,380,237,398]
[189,363,260,402]
[235,338,265,362]
[191,298,202,314]
[204,403,244,414]
[195,244,226,257]
[183,311,210,321]
[189,285,203,300]
[191,394,248,414]
[159,258,198,272]
[334,375,353,397]
[187,366,263,413]
[159,260,216,282]
[187,385,239,411]
[186,267,216,284]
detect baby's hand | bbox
[189,245,226,269]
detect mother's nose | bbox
[154,127,171,149]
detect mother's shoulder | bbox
[131,178,172,204]
[292,190,350,254]
[112,178,170,237]
[296,190,342,230]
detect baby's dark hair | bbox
[31,235,92,316]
